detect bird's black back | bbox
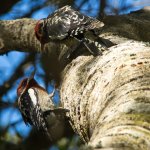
[45,5,102,41]
[18,88,48,132]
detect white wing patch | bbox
[28,88,37,106]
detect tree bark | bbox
[0,9,150,149]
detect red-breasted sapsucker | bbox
[17,72,68,140]
[34,5,113,57]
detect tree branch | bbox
[61,41,150,148]
[0,19,40,54]
[102,10,150,42]
[0,10,150,149]
[0,11,149,55]
[0,19,67,68]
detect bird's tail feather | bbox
[83,37,108,56]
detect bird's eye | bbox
[37,23,44,35]
[38,28,42,34]
[22,79,27,87]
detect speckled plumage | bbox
[35,5,110,56]
[17,77,54,140]
[17,75,69,140]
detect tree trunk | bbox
[0,9,150,149]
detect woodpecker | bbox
[17,72,68,140]
[34,5,112,57]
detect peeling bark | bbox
[0,10,150,149]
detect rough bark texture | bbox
[0,9,150,149]
[61,41,150,149]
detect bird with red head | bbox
[17,71,53,140]
[34,5,112,57]
[34,19,49,51]
[17,71,69,140]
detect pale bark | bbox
[0,9,150,149]
[61,41,150,149]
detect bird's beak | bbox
[28,70,36,83]
[41,43,45,52]
[39,36,45,51]
[40,43,45,52]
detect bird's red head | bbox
[17,78,28,96]
[35,20,44,43]
[35,20,48,50]
[17,78,37,97]
[17,75,46,97]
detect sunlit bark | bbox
[0,10,150,149]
